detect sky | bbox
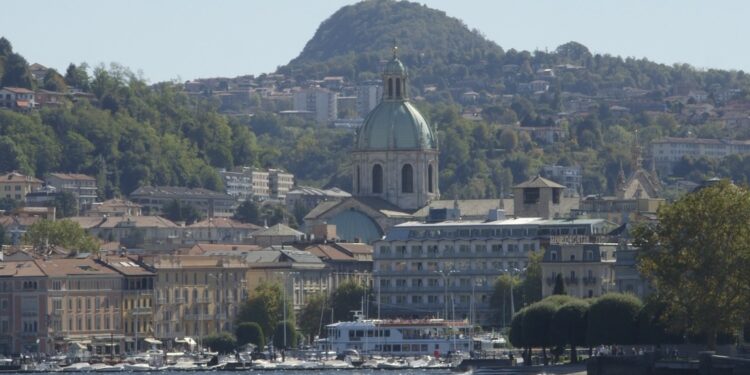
[1,0,747,83]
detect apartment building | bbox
[38,258,125,356]
[129,186,237,218]
[100,256,156,353]
[0,172,43,203]
[0,261,47,354]
[45,173,98,211]
[652,137,750,174]
[372,208,609,325]
[268,169,294,200]
[293,87,338,126]
[219,167,270,201]
[540,240,617,299]
[152,255,248,347]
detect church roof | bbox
[355,100,435,150]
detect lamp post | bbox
[281,271,298,351]
[502,267,525,317]
[434,269,457,320]
[208,273,223,333]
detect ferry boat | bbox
[321,311,473,357]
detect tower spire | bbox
[392,38,399,59]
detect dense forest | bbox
[2,0,750,202]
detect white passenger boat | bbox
[322,311,473,357]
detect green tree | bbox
[272,320,298,349]
[51,191,79,218]
[233,200,261,225]
[0,136,31,174]
[490,274,522,327]
[586,293,642,346]
[520,251,543,306]
[552,274,566,295]
[635,180,750,349]
[43,69,68,92]
[237,282,291,341]
[23,219,99,255]
[0,197,20,212]
[551,300,588,363]
[331,280,366,322]
[64,63,90,91]
[498,129,519,151]
[162,199,203,225]
[298,293,329,342]
[521,302,558,365]
[1,53,32,89]
[203,332,237,354]
[235,322,265,349]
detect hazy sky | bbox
[1,0,746,83]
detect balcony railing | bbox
[564,276,579,285]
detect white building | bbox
[356,84,382,118]
[293,87,338,126]
[651,137,750,174]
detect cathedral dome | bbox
[356,100,435,150]
[355,52,435,151]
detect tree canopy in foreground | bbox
[635,180,750,349]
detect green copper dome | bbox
[356,100,436,150]
[384,57,406,75]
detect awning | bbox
[144,338,162,345]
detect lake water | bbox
[154,371,455,375]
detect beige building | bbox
[268,169,294,200]
[540,240,617,299]
[186,217,260,244]
[45,173,98,211]
[37,258,125,355]
[99,256,156,353]
[152,255,248,346]
[0,172,42,202]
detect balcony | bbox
[545,277,555,286]
[564,276,579,285]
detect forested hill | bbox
[290,0,502,65]
[282,0,749,97]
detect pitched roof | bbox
[514,175,566,189]
[189,243,262,254]
[130,186,232,199]
[188,217,261,230]
[332,242,373,255]
[0,261,45,277]
[253,223,304,237]
[412,199,513,219]
[0,171,43,184]
[305,244,356,262]
[1,87,34,94]
[35,258,119,277]
[47,172,96,181]
[99,256,155,276]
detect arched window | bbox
[395,78,401,98]
[372,164,383,194]
[428,165,434,193]
[388,78,393,99]
[401,164,413,193]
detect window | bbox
[388,78,393,99]
[428,165,434,193]
[523,188,540,204]
[372,164,383,194]
[356,166,360,194]
[401,164,413,193]
[552,188,561,204]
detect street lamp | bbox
[280,271,299,352]
[502,267,525,317]
[208,273,224,333]
[434,268,458,320]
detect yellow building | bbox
[540,240,617,299]
[152,255,248,347]
[0,172,42,202]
